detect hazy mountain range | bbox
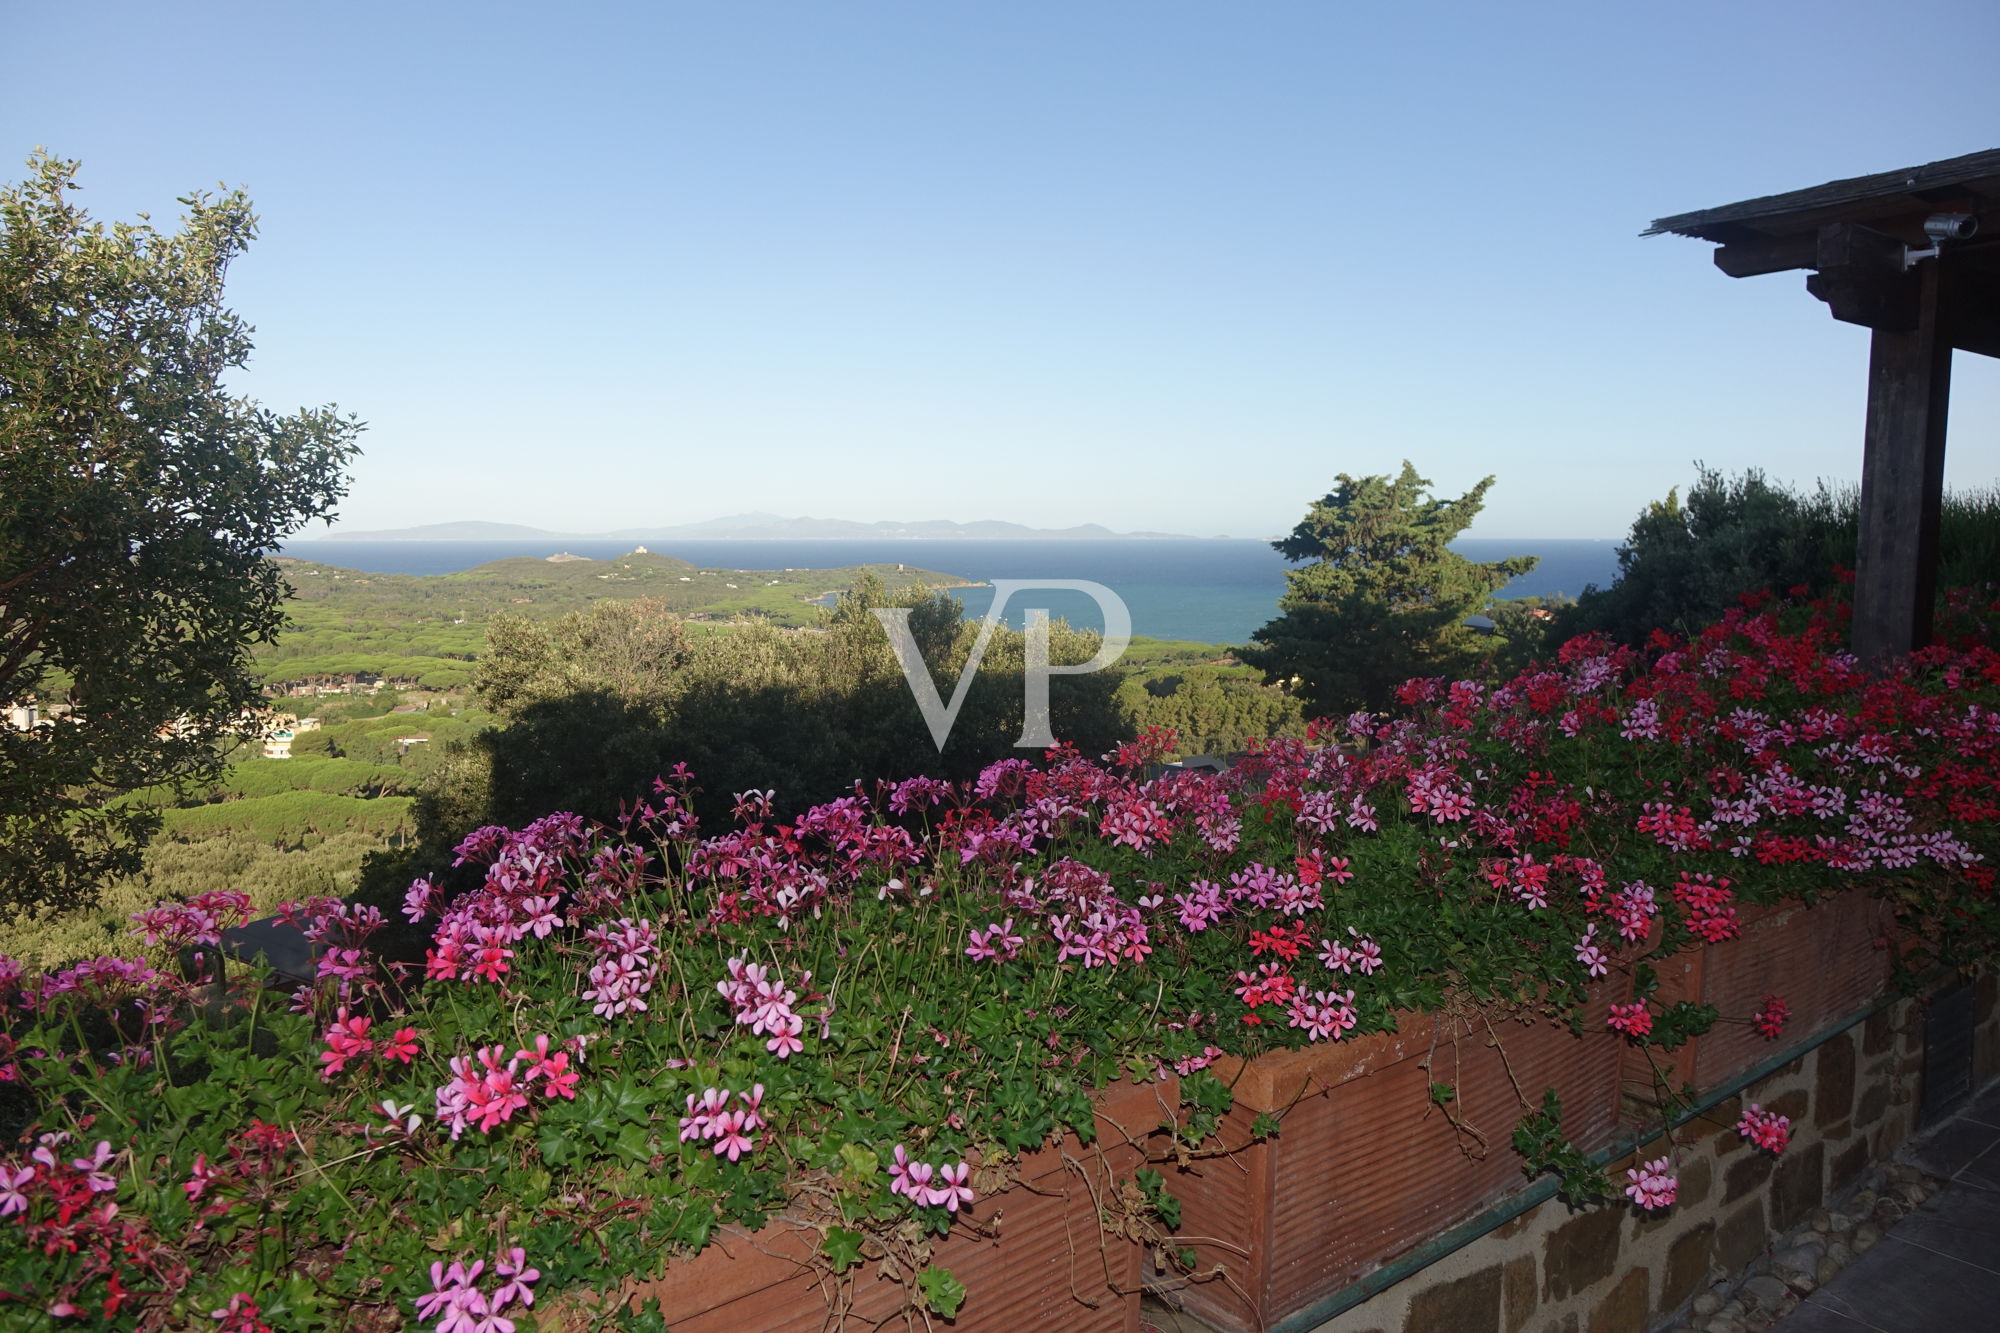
[325,514,1214,541]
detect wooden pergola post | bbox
[1646,148,1999,665]
[1853,261,1952,661]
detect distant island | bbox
[324,513,1210,542]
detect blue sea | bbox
[277,538,1623,646]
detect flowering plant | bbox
[0,590,1995,1326]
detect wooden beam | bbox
[1852,261,1952,663]
[1712,233,1819,278]
[1806,224,1920,330]
[1947,269,2000,358]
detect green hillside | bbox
[259,551,971,686]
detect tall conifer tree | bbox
[1241,463,1534,718]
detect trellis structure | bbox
[1648,148,2000,662]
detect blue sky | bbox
[8,1,1998,539]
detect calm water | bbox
[278,538,1622,646]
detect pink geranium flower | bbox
[1607,1003,1653,1039]
[381,1027,421,1064]
[710,1109,756,1162]
[319,1007,374,1081]
[1574,926,1608,979]
[1624,1156,1677,1210]
[926,1161,976,1212]
[1737,1103,1792,1154]
[183,1152,218,1202]
[0,1164,33,1217]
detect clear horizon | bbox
[10,2,1997,540]
[309,516,1629,542]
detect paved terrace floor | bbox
[1771,1079,2000,1333]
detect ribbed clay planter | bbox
[591,1077,1177,1333]
[1627,889,1894,1108]
[1164,998,1621,1333]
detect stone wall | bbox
[1282,977,2000,1333]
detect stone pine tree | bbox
[1239,463,1535,718]
[0,153,362,914]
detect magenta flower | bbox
[1610,880,1659,941]
[183,1152,218,1202]
[581,918,662,1019]
[0,1164,33,1217]
[1607,1003,1653,1039]
[1574,926,1608,979]
[516,896,564,939]
[1318,935,1357,974]
[415,1259,484,1326]
[319,1007,375,1082]
[491,1246,540,1308]
[402,877,441,923]
[210,1294,267,1331]
[764,1012,805,1059]
[1737,1103,1792,1154]
[901,1160,936,1199]
[965,919,1025,962]
[412,1247,539,1333]
[926,1161,976,1212]
[710,1109,756,1162]
[888,1144,916,1198]
[1286,988,1358,1043]
[1173,880,1226,932]
[737,1083,766,1132]
[1174,1045,1225,1076]
[1623,1156,1678,1210]
[1350,931,1383,975]
[30,1131,68,1171]
[516,1035,580,1100]
[70,1141,117,1193]
[381,1026,422,1065]
[434,1046,530,1139]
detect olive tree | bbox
[0,153,361,913]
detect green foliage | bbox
[207,755,413,802]
[1134,1168,1182,1230]
[157,791,413,843]
[1511,1088,1611,1205]
[1118,662,1306,757]
[425,580,1132,837]
[1175,1071,1235,1145]
[0,828,383,970]
[1550,466,1851,648]
[1550,466,2000,649]
[1642,1001,1719,1052]
[612,1298,673,1332]
[917,1266,967,1319]
[254,654,475,689]
[272,551,962,640]
[821,1225,865,1272]
[1240,463,1535,717]
[0,152,360,914]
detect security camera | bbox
[1923,213,1979,242]
[1905,212,1981,268]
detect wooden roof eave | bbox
[1644,147,2000,243]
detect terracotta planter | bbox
[1628,888,1894,1108]
[1164,999,1621,1333]
[601,1078,1176,1333]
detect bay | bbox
[277,537,1623,646]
